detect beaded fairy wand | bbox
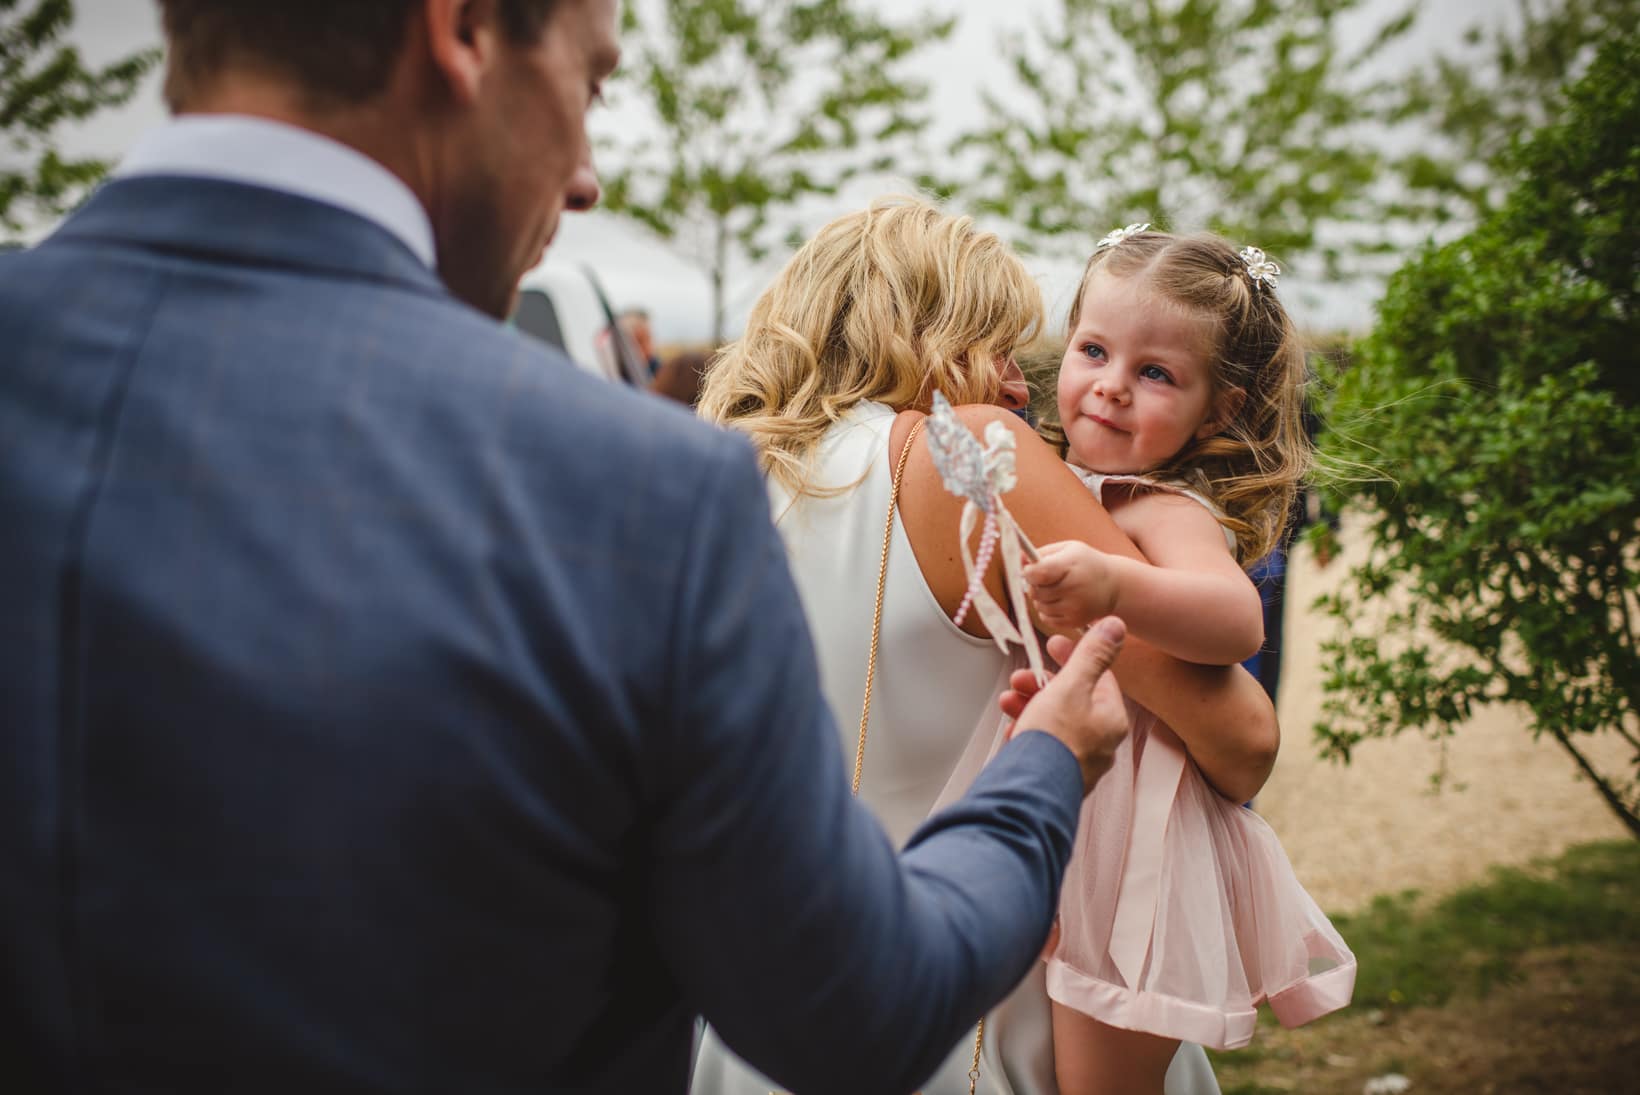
[924,392,1047,685]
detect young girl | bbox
[1021,225,1355,1094]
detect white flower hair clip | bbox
[1238,246,1280,290]
[1093,222,1151,253]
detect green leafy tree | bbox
[1387,0,1640,226]
[1314,32,1640,837]
[945,0,1414,276]
[599,0,952,343]
[1,0,159,238]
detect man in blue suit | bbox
[0,1,1146,1091]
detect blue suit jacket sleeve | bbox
[649,437,1084,1095]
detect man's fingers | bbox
[1044,632,1077,668]
[1009,668,1043,693]
[999,665,1048,721]
[1089,658,1124,709]
[1054,616,1126,690]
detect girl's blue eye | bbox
[1139,364,1171,382]
[1083,343,1106,361]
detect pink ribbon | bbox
[1107,723,1188,990]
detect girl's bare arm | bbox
[1027,490,1265,665]
[892,406,1278,803]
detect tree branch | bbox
[1545,721,1640,840]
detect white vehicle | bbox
[511,263,649,386]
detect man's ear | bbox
[1196,385,1247,439]
[422,0,503,106]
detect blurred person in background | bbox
[650,347,712,405]
[620,305,661,376]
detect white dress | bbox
[689,402,1221,1095]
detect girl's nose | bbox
[1093,372,1130,404]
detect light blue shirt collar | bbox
[116,114,436,268]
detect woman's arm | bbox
[892,406,1279,803]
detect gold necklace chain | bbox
[772,420,984,1095]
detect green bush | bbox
[1315,33,1640,836]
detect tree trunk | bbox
[1547,723,1640,840]
[710,214,728,347]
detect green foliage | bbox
[1387,0,1640,225]
[600,0,952,342]
[1331,841,1640,1010]
[1316,32,1640,836]
[944,0,1413,275]
[0,0,159,237]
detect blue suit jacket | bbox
[0,176,1083,1093]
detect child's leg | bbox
[1052,1001,1179,1095]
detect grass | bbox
[1325,838,1640,1009]
[1210,839,1640,1094]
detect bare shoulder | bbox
[1109,483,1223,524]
[942,404,1145,562]
[1114,487,1238,566]
[895,404,1068,498]
[949,404,1051,450]
[945,405,1080,487]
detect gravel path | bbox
[1252,516,1631,914]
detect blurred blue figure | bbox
[1242,548,1288,701]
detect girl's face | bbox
[1058,270,1233,474]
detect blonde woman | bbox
[688,198,1278,1095]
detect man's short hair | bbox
[157,0,563,110]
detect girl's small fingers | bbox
[1022,559,1064,585]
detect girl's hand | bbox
[1024,541,1121,631]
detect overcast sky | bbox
[57,0,1517,342]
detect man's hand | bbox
[1023,541,1121,632]
[1002,618,1130,794]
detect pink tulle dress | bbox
[1046,702,1356,1049]
[936,472,1357,1052]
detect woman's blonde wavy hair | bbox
[1062,231,1313,566]
[698,196,1043,498]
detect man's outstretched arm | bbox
[649,437,1126,1095]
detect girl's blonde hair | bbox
[1065,231,1312,565]
[698,196,1043,497]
